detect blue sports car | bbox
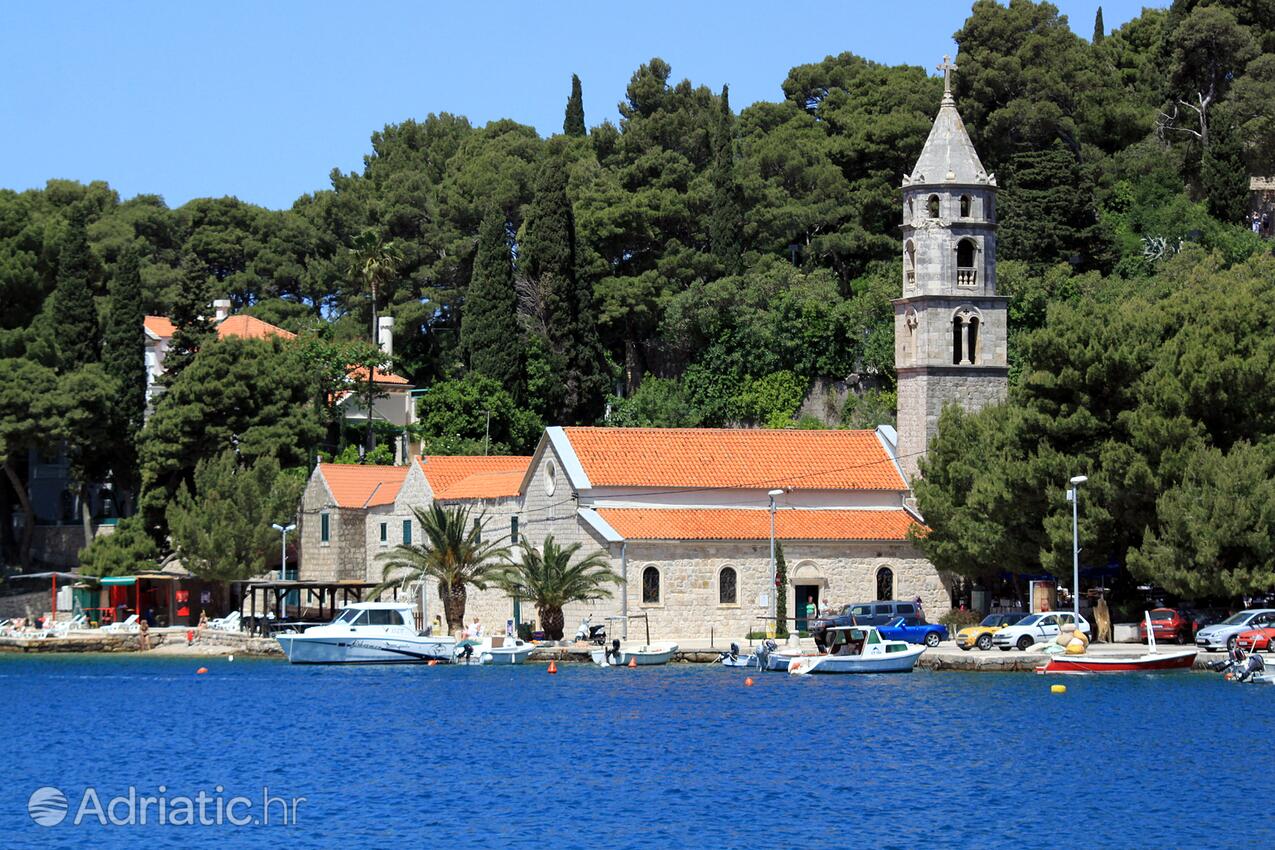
[878,617,948,647]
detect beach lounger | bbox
[103,614,139,633]
[208,611,242,632]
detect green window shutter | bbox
[320,512,330,543]
[379,522,387,543]
[510,516,519,545]
[402,519,412,545]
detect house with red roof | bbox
[144,304,417,442]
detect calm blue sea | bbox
[1,654,1267,849]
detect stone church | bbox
[295,59,1007,639]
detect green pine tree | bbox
[52,211,101,370]
[1093,6,1104,43]
[523,147,609,423]
[102,247,148,496]
[164,251,215,382]
[998,140,1113,273]
[462,205,523,393]
[563,73,586,137]
[709,84,743,273]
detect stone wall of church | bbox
[432,536,949,640]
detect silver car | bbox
[1195,609,1275,652]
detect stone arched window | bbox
[876,567,895,601]
[968,316,980,364]
[952,315,964,365]
[907,197,914,217]
[959,194,972,217]
[904,240,916,288]
[718,566,738,605]
[642,566,661,605]
[927,194,940,218]
[956,239,977,287]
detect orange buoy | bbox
[548,660,558,674]
[744,677,754,686]
[627,657,637,668]
[196,667,208,675]
[427,659,438,666]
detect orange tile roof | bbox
[595,508,922,541]
[346,365,411,386]
[418,455,532,500]
[318,463,409,508]
[563,428,906,491]
[217,315,297,341]
[144,315,176,338]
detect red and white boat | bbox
[1036,612,1197,675]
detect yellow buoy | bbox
[1051,684,1066,694]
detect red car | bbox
[1237,625,1275,652]
[1139,608,1197,645]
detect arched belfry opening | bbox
[956,239,977,287]
[927,195,940,218]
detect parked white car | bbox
[993,611,1091,651]
[1195,609,1275,653]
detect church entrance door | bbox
[795,585,819,633]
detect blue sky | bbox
[0,0,1157,210]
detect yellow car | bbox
[954,613,1028,651]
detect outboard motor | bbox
[456,643,474,663]
[729,642,741,661]
[1239,652,1266,682]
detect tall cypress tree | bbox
[102,247,148,496]
[563,73,586,137]
[52,211,101,370]
[1093,6,1104,42]
[709,85,743,273]
[1201,119,1250,224]
[523,148,608,423]
[164,251,215,382]
[462,205,523,392]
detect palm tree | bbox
[347,228,404,453]
[372,504,509,635]
[494,535,621,640]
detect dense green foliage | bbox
[78,516,159,577]
[165,451,304,581]
[1,0,1271,581]
[915,251,1275,597]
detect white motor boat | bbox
[717,643,758,668]
[455,634,536,665]
[275,603,455,664]
[591,639,679,666]
[788,625,926,675]
[755,638,822,672]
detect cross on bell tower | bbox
[937,55,957,97]
[893,58,1008,480]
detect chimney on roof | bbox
[213,299,231,324]
[378,316,394,357]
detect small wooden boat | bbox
[1036,612,1197,674]
[1036,649,1197,674]
[589,614,677,666]
[787,625,926,675]
[591,640,679,666]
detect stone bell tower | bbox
[895,57,1008,480]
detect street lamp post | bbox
[1067,476,1087,619]
[768,489,784,635]
[272,522,296,616]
